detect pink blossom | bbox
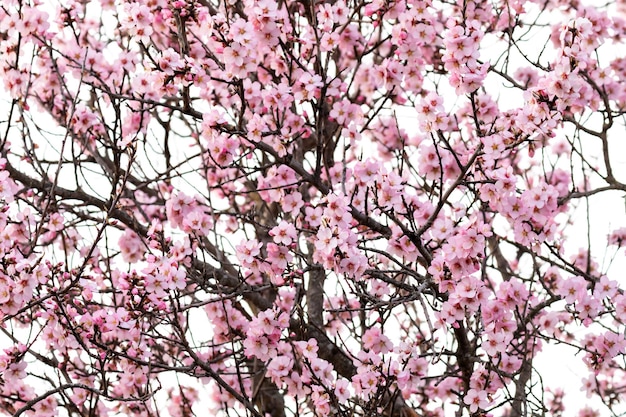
[362,326,393,354]
[236,239,262,265]
[267,355,293,383]
[119,229,145,263]
[334,378,351,403]
[557,276,588,304]
[464,388,490,413]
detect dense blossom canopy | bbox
[1,0,626,416]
